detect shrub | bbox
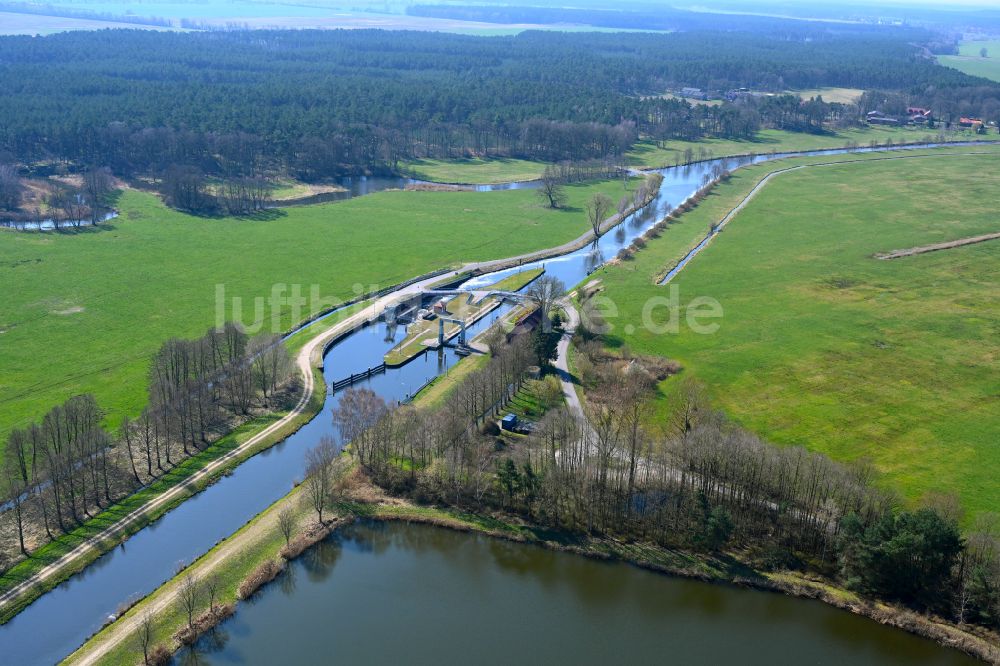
[280,522,337,560]
[147,644,172,666]
[174,603,235,646]
[237,559,285,599]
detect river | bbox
[192,521,975,665]
[0,142,979,664]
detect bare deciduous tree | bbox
[332,388,387,468]
[0,164,22,212]
[250,333,292,408]
[537,165,566,209]
[178,573,200,629]
[304,436,337,524]
[617,195,630,224]
[137,610,155,665]
[585,192,613,239]
[2,463,28,556]
[278,505,296,545]
[204,573,221,611]
[83,166,114,223]
[526,274,566,331]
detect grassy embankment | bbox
[0,177,628,454]
[384,267,543,366]
[588,145,1000,519]
[939,40,1000,82]
[625,125,996,169]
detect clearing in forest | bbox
[939,40,1000,83]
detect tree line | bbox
[1,324,292,564]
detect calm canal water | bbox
[192,521,975,665]
[0,142,977,665]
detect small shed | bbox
[432,298,450,314]
[501,414,519,431]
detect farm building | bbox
[959,117,985,131]
[680,87,707,100]
[866,111,899,126]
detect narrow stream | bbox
[0,142,976,665]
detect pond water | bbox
[0,142,976,665]
[0,210,118,231]
[289,174,540,206]
[193,521,974,665]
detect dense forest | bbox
[0,26,997,191]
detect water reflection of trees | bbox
[187,626,231,665]
[584,245,605,274]
[302,538,343,583]
[280,560,297,596]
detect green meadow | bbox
[0,178,628,450]
[399,157,547,184]
[592,147,1000,518]
[940,40,1000,83]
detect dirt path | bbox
[69,506,291,666]
[554,299,589,429]
[875,231,1000,259]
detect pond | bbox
[193,521,975,665]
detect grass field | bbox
[0,10,176,35]
[0,178,625,453]
[939,40,1000,82]
[791,87,864,104]
[591,146,1000,519]
[399,157,547,184]
[625,126,995,169]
